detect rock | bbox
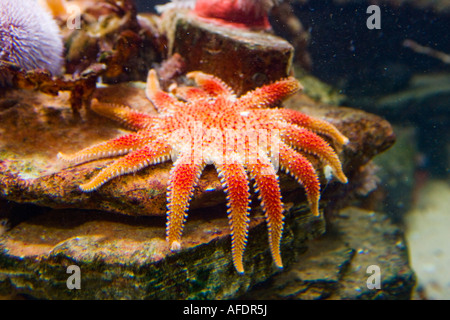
[405,179,450,300]
[364,125,418,222]
[241,206,416,300]
[367,73,450,122]
[163,10,295,95]
[0,83,395,218]
[369,73,450,177]
[0,0,405,300]
[0,79,396,299]
[0,203,324,299]
[294,69,346,106]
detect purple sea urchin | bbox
[0,0,64,78]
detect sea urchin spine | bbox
[0,0,64,79]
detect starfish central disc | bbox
[58,69,348,273]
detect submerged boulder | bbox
[0,83,394,217]
[0,78,396,299]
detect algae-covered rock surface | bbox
[0,205,415,299]
[242,206,416,300]
[0,203,324,299]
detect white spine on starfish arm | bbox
[57,148,132,164]
[78,154,171,192]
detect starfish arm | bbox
[279,142,321,216]
[166,152,205,251]
[79,141,171,192]
[248,155,284,269]
[186,71,235,97]
[237,78,302,110]
[57,131,157,164]
[146,69,184,113]
[281,124,347,183]
[90,99,156,131]
[278,108,349,147]
[216,161,251,274]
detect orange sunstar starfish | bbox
[58,69,348,273]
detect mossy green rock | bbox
[0,204,324,299]
[242,206,416,300]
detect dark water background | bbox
[136,0,449,185]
